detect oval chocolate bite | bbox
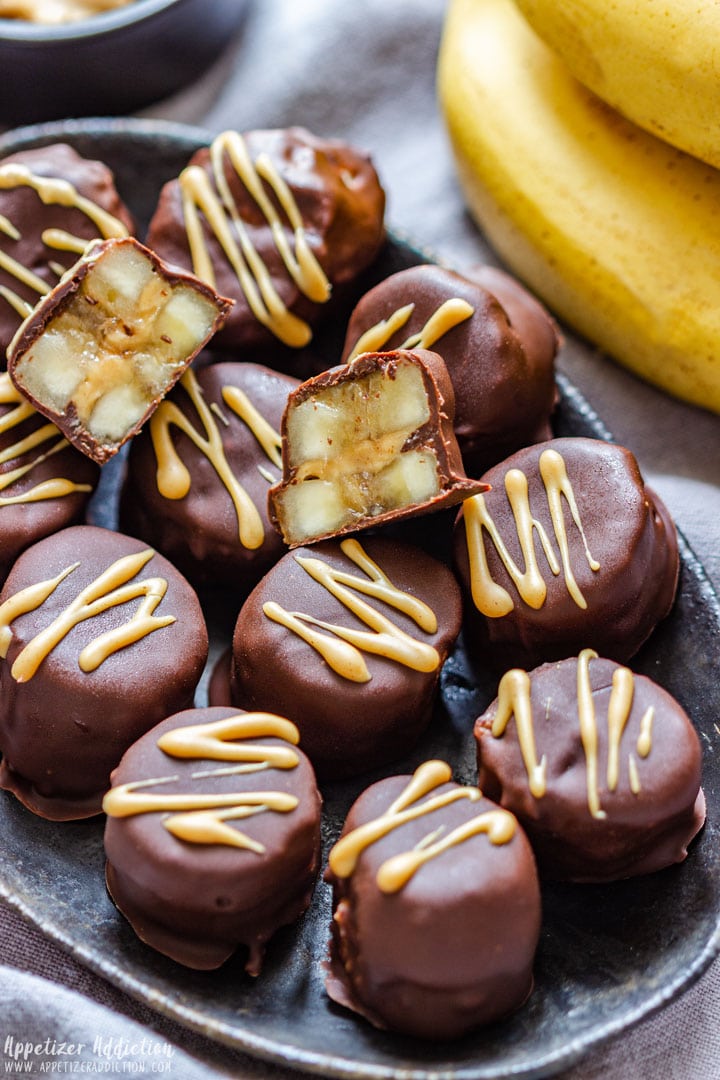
[146,127,386,354]
[0,524,208,819]
[324,760,541,1039]
[475,650,705,882]
[103,706,322,972]
[453,436,679,670]
[230,536,462,779]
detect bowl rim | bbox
[0,0,187,42]
[0,114,214,156]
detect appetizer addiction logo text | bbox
[3,1035,175,1074]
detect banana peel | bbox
[438,0,720,413]
[513,0,720,170]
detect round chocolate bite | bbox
[146,127,386,354]
[120,362,297,596]
[0,143,134,362]
[103,706,322,972]
[475,650,706,882]
[0,372,99,586]
[453,437,679,670]
[0,525,208,820]
[324,760,541,1039]
[230,536,462,780]
[341,263,559,474]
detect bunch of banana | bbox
[437,0,720,413]
[514,0,720,169]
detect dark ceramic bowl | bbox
[0,0,249,126]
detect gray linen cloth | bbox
[2,1,720,1077]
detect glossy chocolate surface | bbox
[147,127,385,353]
[475,653,705,882]
[104,705,322,972]
[231,535,462,779]
[454,436,679,670]
[325,767,541,1039]
[0,524,208,818]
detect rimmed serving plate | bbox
[0,117,719,1080]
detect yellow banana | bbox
[437,0,720,413]
[512,0,720,169]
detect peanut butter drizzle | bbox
[576,649,604,819]
[464,448,600,617]
[345,297,475,362]
[637,706,655,758]
[102,711,301,851]
[262,537,440,683]
[0,548,175,682]
[491,649,654,820]
[149,369,282,550]
[491,668,546,798]
[179,130,331,347]
[0,163,129,317]
[0,373,93,506]
[328,759,515,893]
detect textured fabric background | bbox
[2,1,720,1077]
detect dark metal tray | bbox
[1,118,719,1080]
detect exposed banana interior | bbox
[11,241,225,449]
[274,358,441,544]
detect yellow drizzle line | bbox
[345,297,475,362]
[0,548,175,682]
[262,537,440,683]
[605,665,634,792]
[102,711,301,851]
[464,448,600,617]
[328,759,515,893]
[0,163,129,315]
[576,650,604,819]
[0,373,93,505]
[149,369,282,550]
[491,668,546,798]
[637,707,655,758]
[179,130,330,347]
[490,649,652,815]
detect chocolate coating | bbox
[146,127,386,353]
[0,525,208,819]
[0,373,99,585]
[475,653,706,882]
[324,766,541,1039]
[454,437,679,669]
[0,143,135,362]
[268,348,487,548]
[230,536,462,779]
[120,362,297,595]
[103,706,322,972]
[341,263,559,473]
